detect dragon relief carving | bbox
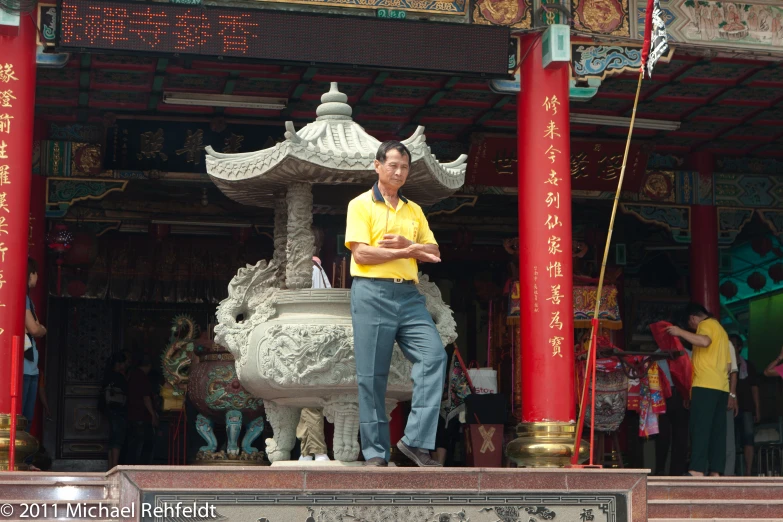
[214,259,282,380]
[215,259,458,462]
[161,315,199,398]
[256,324,413,387]
[273,193,288,284]
[418,273,458,347]
[285,182,314,289]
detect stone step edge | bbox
[650,477,783,482]
[0,499,118,505]
[3,518,118,522]
[649,499,783,505]
[647,481,783,489]
[3,517,118,522]
[0,480,111,486]
[651,519,783,522]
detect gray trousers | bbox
[351,277,447,462]
[725,409,736,476]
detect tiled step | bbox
[648,499,783,519]
[649,477,783,519]
[0,500,120,521]
[0,473,112,501]
[649,479,783,501]
[0,473,116,521]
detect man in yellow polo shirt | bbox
[345,140,445,467]
[667,302,732,476]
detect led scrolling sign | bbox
[56,0,510,76]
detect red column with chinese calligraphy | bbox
[0,17,37,417]
[507,34,577,466]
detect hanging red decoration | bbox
[149,223,171,242]
[46,223,75,296]
[747,272,767,292]
[233,227,252,245]
[64,231,98,266]
[769,263,783,284]
[452,228,474,249]
[751,236,773,257]
[45,223,74,254]
[719,280,738,300]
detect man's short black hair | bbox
[729,333,743,349]
[376,140,411,164]
[684,302,711,319]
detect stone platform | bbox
[117,466,647,521]
[2,467,782,522]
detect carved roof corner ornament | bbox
[206,82,467,207]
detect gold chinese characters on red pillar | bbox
[0,17,37,416]
[0,62,19,327]
[541,95,566,360]
[516,32,574,424]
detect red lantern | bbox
[770,263,783,284]
[452,228,473,249]
[46,223,74,296]
[719,280,738,300]
[751,236,773,257]
[233,227,252,245]
[63,231,97,266]
[46,223,74,254]
[149,223,171,242]
[66,279,86,298]
[747,272,767,292]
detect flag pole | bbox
[571,67,645,465]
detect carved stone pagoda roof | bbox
[205,83,467,208]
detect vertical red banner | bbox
[0,16,37,415]
[517,34,575,424]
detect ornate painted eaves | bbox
[46,178,129,218]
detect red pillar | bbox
[690,153,719,318]
[0,16,37,417]
[516,34,574,425]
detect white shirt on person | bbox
[312,257,331,289]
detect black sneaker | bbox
[396,440,442,467]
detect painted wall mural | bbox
[636,0,783,51]
[573,0,631,36]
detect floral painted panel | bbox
[573,0,631,36]
[472,0,532,28]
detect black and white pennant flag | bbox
[642,0,670,78]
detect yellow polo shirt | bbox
[692,318,732,393]
[344,183,437,283]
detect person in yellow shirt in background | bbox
[668,303,732,476]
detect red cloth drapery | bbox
[650,321,692,397]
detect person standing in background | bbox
[724,337,739,475]
[296,227,331,462]
[23,258,46,428]
[126,354,158,464]
[101,352,129,470]
[667,303,731,476]
[731,335,760,476]
[764,345,783,379]
[655,351,691,476]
